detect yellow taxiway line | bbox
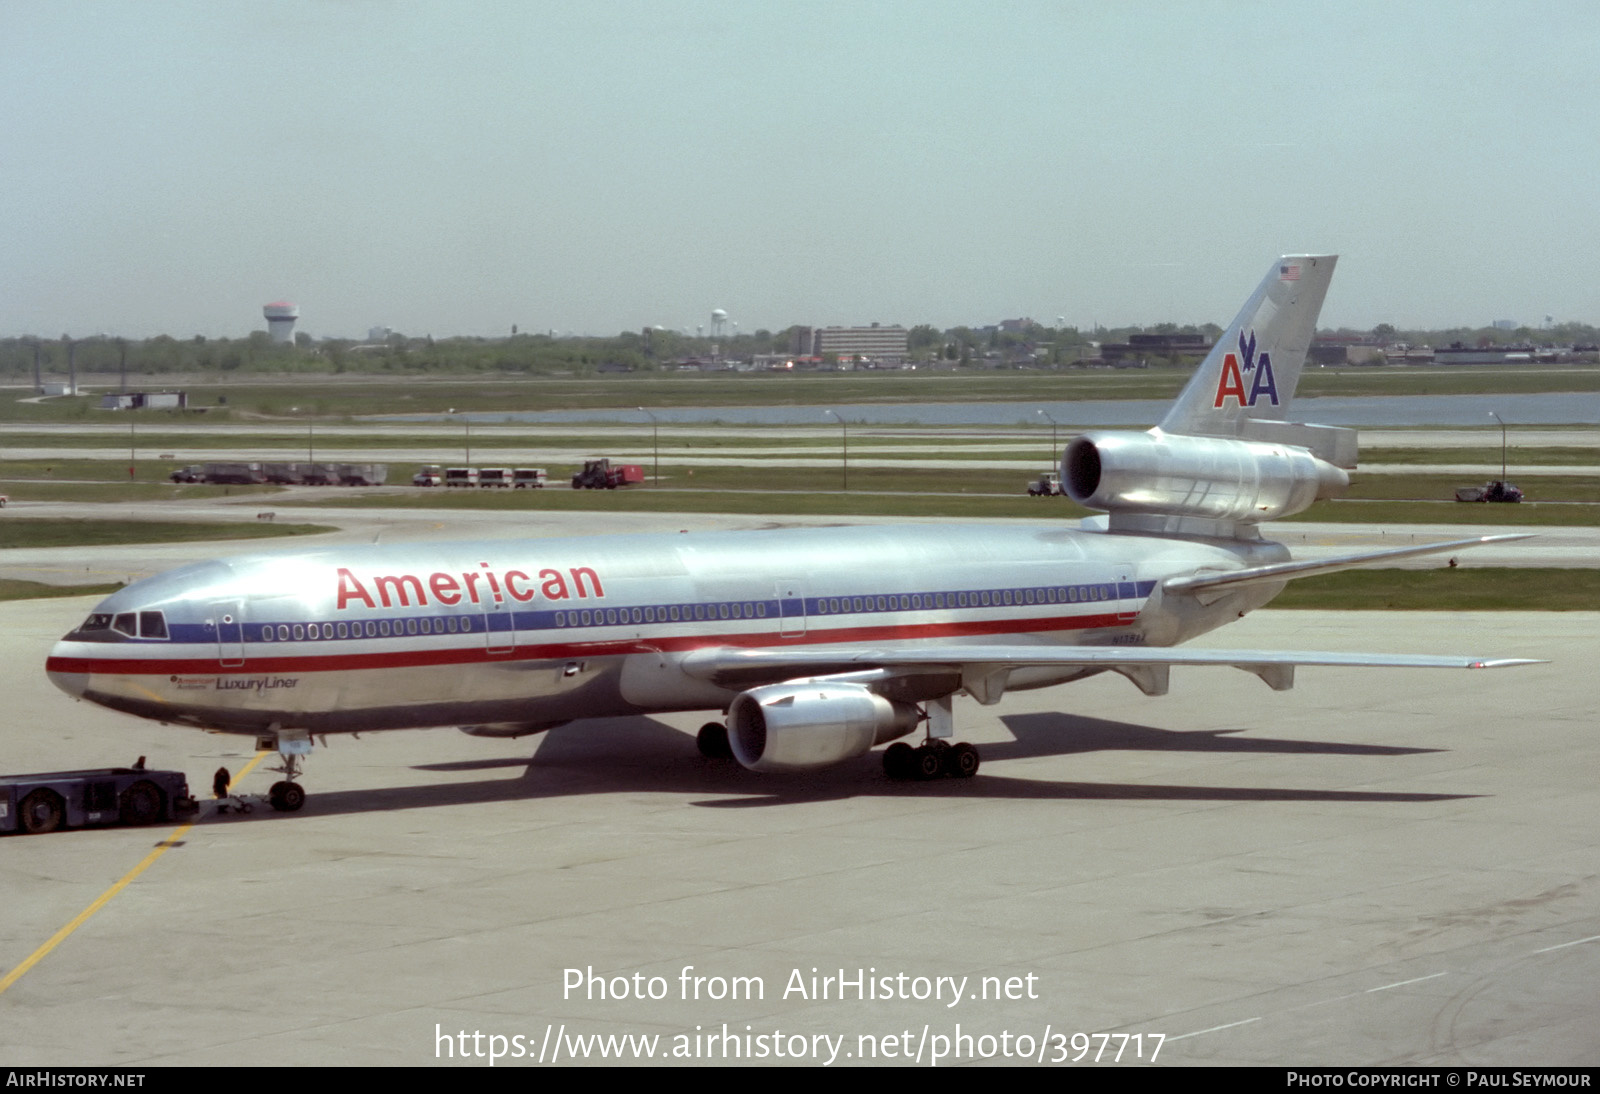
[0,751,270,997]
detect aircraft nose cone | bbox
[47,641,89,699]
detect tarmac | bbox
[0,532,1595,1065]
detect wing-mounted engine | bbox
[727,681,919,774]
[1063,430,1348,534]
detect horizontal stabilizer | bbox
[1162,534,1532,596]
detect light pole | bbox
[826,410,848,491]
[638,406,659,484]
[1037,408,1059,470]
[1489,411,1507,482]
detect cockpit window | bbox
[112,613,138,637]
[81,613,113,632]
[139,611,168,639]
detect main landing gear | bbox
[882,739,981,781]
[884,694,980,780]
[259,730,311,813]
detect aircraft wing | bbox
[680,643,1543,702]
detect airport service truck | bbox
[1,767,198,835]
[571,459,645,489]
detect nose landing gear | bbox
[258,730,312,812]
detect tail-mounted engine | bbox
[1063,430,1348,527]
[728,682,919,774]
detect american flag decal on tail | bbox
[1279,263,1301,281]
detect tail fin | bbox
[1159,255,1336,439]
[1065,253,1354,538]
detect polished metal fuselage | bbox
[46,523,1287,736]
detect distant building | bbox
[800,323,909,364]
[1099,333,1212,363]
[1311,333,1383,366]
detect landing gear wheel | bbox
[19,789,64,834]
[697,722,733,759]
[883,742,914,779]
[947,743,981,779]
[268,781,306,812]
[119,780,162,825]
[913,744,946,780]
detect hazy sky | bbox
[5,1,1597,339]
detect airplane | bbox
[45,255,1538,812]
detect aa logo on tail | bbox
[1212,329,1279,409]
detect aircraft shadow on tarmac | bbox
[207,711,1474,822]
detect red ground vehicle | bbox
[571,459,644,489]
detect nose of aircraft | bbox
[46,638,89,699]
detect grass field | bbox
[0,519,333,549]
[0,578,124,602]
[1359,446,1600,467]
[6,364,1600,421]
[1268,567,1600,610]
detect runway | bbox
[1,595,1594,1066]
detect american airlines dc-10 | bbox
[45,256,1536,812]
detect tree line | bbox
[3,319,1595,380]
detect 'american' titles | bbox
[335,563,605,611]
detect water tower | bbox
[264,301,300,344]
[710,308,728,339]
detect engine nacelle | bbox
[1063,429,1347,524]
[727,682,919,774]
